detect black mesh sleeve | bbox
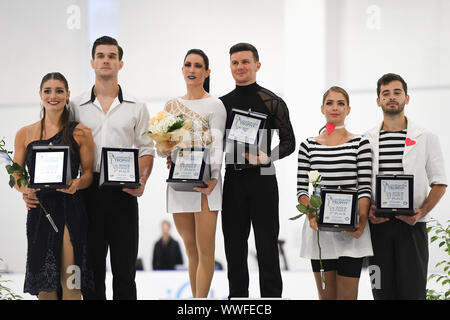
[258,89,296,161]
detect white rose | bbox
[308,170,321,183]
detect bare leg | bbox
[38,291,58,300]
[60,225,82,300]
[313,271,337,300]
[173,212,198,297]
[194,194,218,298]
[336,275,359,300]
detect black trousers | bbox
[222,167,282,298]
[369,219,429,300]
[80,173,139,300]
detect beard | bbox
[381,102,405,115]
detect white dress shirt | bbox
[70,85,155,173]
[364,117,448,222]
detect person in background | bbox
[152,220,183,270]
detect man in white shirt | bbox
[365,73,447,300]
[71,36,154,300]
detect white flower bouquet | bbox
[146,111,192,153]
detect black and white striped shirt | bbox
[297,136,372,199]
[378,130,406,174]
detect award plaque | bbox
[375,174,414,217]
[167,147,210,192]
[99,147,140,188]
[28,145,71,189]
[318,188,358,232]
[225,108,268,166]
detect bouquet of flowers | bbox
[146,111,192,153]
[0,138,58,233]
[290,170,325,289]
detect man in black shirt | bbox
[152,220,183,270]
[220,43,295,298]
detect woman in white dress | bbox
[297,87,373,300]
[163,49,226,298]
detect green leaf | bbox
[435,261,447,268]
[167,117,185,132]
[6,164,14,174]
[8,175,15,188]
[307,206,317,214]
[11,162,21,172]
[296,203,308,214]
[310,195,322,209]
[19,177,28,187]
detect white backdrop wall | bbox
[0,0,448,287]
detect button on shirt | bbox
[70,85,155,173]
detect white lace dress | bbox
[164,96,227,213]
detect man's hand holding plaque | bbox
[375,174,414,218]
[243,150,270,166]
[225,108,268,169]
[368,204,390,224]
[99,148,141,189]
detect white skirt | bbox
[299,217,373,260]
[166,174,223,213]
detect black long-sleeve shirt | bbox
[152,237,183,270]
[220,82,296,168]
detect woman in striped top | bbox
[297,87,373,300]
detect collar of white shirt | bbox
[79,85,136,106]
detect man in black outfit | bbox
[152,220,183,270]
[220,43,296,298]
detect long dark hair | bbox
[184,49,210,92]
[39,72,72,149]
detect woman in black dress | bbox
[12,72,94,299]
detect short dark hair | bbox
[377,73,408,97]
[92,36,123,60]
[229,43,259,62]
